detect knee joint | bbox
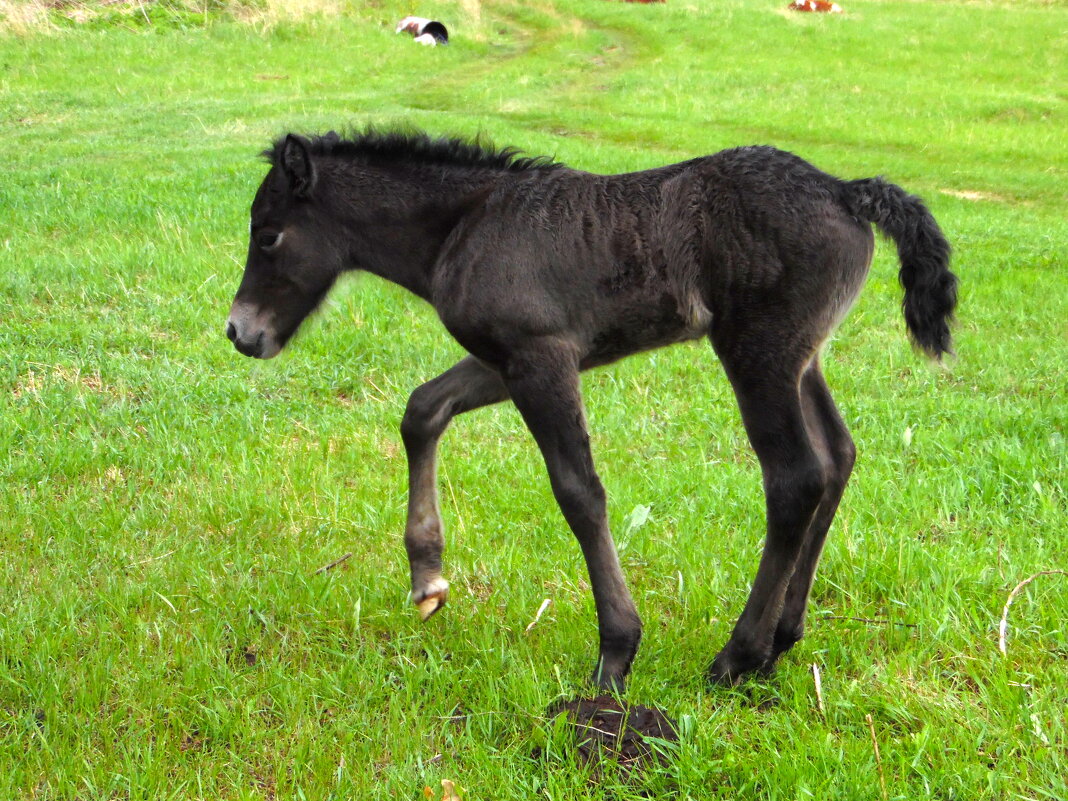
[837,438,857,479]
[822,438,857,495]
[800,460,830,507]
[795,458,829,502]
[401,388,447,447]
[769,458,828,519]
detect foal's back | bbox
[434,147,873,369]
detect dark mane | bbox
[264,127,564,173]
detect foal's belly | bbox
[582,291,707,368]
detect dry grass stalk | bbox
[865,713,888,801]
[998,569,1068,655]
[811,663,825,717]
[524,598,552,633]
[313,552,353,574]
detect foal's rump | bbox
[687,147,954,360]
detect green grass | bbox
[1,0,1066,798]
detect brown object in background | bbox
[789,0,844,12]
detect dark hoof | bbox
[707,646,769,686]
[591,639,639,694]
[759,628,804,674]
[757,656,781,677]
[592,667,627,694]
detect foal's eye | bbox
[256,230,284,252]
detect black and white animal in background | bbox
[226,128,956,690]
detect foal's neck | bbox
[336,161,504,302]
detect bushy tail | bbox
[842,178,958,359]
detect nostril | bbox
[226,322,237,342]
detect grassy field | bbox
[1,0,1066,798]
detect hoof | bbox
[707,657,741,687]
[588,626,641,695]
[592,669,627,695]
[592,650,637,694]
[757,656,781,677]
[707,646,768,686]
[758,644,794,676]
[416,594,445,620]
[412,577,449,621]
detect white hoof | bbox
[413,577,449,621]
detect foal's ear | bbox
[281,134,316,197]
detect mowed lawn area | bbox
[1,0,1065,798]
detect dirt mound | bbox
[546,695,679,773]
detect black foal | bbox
[227,129,956,689]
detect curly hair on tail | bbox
[842,178,958,359]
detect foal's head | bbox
[227,134,344,359]
[227,127,559,358]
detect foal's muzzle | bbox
[226,322,266,358]
[226,301,281,359]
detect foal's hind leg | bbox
[400,356,508,619]
[707,349,828,684]
[763,361,856,671]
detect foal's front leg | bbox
[503,342,642,691]
[400,356,508,618]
